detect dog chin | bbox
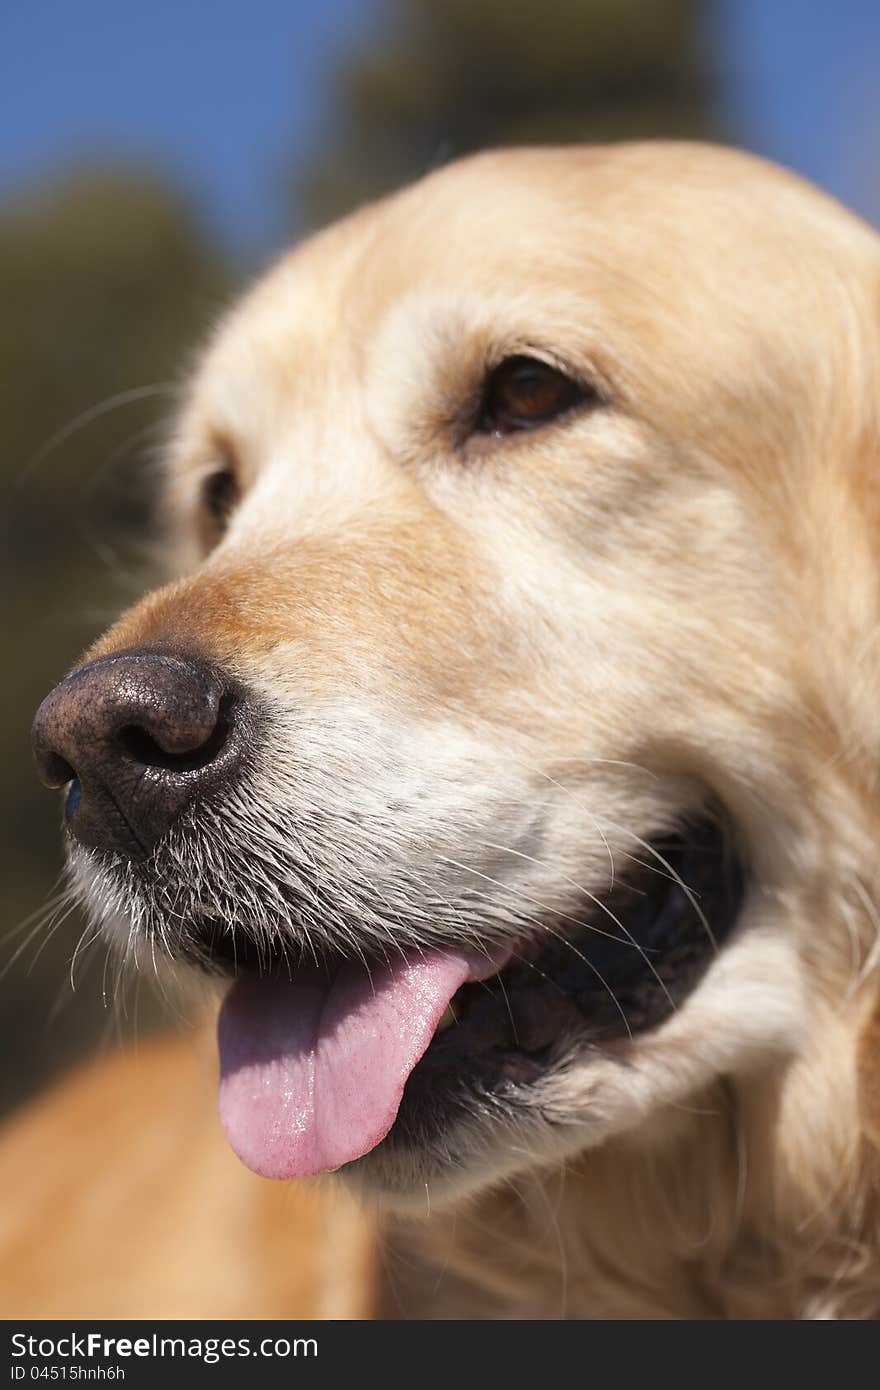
[341,1104,563,1213]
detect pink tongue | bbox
[218,947,505,1180]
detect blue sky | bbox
[1,0,376,257]
[2,0,878,261]
[711,0,880,225]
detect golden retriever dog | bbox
[6,140,880,1319]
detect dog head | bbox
[32,143,880,1221]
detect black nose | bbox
[31,647,244,859]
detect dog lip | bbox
[363,812,747,1159]
[179,910,515,984]
[178,815,744,1048]
[178,916,275,975]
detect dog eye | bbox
[201,467,239,533]
[478,356,592,436]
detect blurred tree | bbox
[0,169,235,1114]
[295,0,718,228]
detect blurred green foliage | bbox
[2,0,716,1118]
[296,0,716,227]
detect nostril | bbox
[116,692,234,774]
[39,750,77,791]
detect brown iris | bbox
[478,355,591,436]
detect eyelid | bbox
[204,432,240,475]
[483,347,611,406]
